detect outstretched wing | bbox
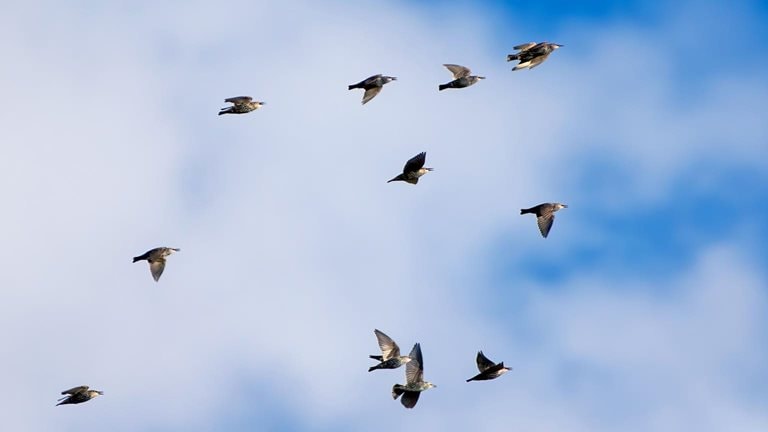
[361,86,383,105]
[61,386,88,395]
[443,64,470,79]
[403,152,426,174]
[476,351,496,372]
[225,96,253,105]
[374,329,401,360]
[537,212,556,238]
[149,259,167,281]
[513,42,536,51]
[528,53,552,69]
[400,391,421,409]
[405,343,424,384]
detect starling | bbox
[520,203,568,238]
[466,351,511,382]
[391,343,435,409]
[388,152,432,184]
[133,247,180,281]
[507,42,563,71]
[218,96,265,115]
[348,74,397,105]
[368,329,412,372]
[56,386,103,406]
[438,64,485,91]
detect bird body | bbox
[439,64,485,91]
[56,386,103,406]
[466,351,511,382]
[392,343,435,409]
[218,96,265,115]
[133,247,180,281]
[368,329,412,372]
[348,74,397,105]
[520,203,567,238]
[388,152,432,184]
[507,42,562,70]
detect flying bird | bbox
[520,203,568,238]
[218,96,265,115]
[507,42,563,70]
[368,329,412,372]
[388,152,433,184]
[133,247,180,281]
[348,74,397,105]
[466,351,511,382]
[438,64,485,91]
[56,386,103,406]
[392,343,436,409]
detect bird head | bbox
[384,76,397,83]
[89,390,104,398]
[425,382,436,389]
[555,203,568,210]
[551,43,563,49]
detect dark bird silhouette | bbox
[439,64,485,91]
[466,351,511,382]
[218,96,265,115]
[507,42,563,70]
[392,343,435,409]
[133,247,180,281]
[388,152,432,184]
[348,74,397,105]
[56,386,103,406]
[368,329,412,372]
[520,203,568,238]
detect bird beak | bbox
[392,77,398,80]
[562,204,569,208]
[478,76,486,79]
[97,391,104,395]
[261,102,267,105]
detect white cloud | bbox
[0,1,766,431]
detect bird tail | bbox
[368,364,380,372]
[369,355,383,361]
[520,207,534,215]
[392,384,405,400]
[507,54,518,62]
[132,256,142,263]
[348,84,358,90]
[438,84,449,91]
[218,108,230,116]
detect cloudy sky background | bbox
[1,0,767,430]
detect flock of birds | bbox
[56,41,565,410]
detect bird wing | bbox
[400,391,421,409]
[537,212,555,238]
[363,74,383,85]
[513,42,537,51]
[225,96,253,105]
[528,53,551,69]
[443,64,471,79]
[476,351,496,372]
[403,152,427,174]
[61,386,88,395]
[374,329,401,360]
[149,259,167,281]
[361,86,382,105]
[405,343,424,384]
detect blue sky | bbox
[1,0,767,431]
